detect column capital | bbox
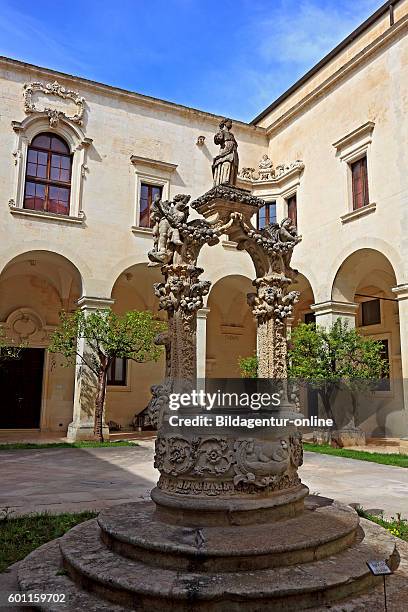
[77,296,115,310]
[310,300,358,316]
[197,307,211,319]
[392,284,408,300]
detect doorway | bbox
[0,348,44,428]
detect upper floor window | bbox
[107,357,127,386]
[287,194,297,226]
[361,298,381,326]
[139,183,163,228]
[24,133,72,215]
[351,156,369,210]
[257,201,276,229]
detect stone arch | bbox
[0,249,83,321]
[290,272,316,325]
[12,114,89,154]
[323,238,403,303]
[107,262,166,428]
[0,244,89,295]
[0,249,83,432]
[106,256,155,299]
[331,248,402,436]
[206,274,256,378]
[331,248,397,303]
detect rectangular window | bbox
[351,156,369,210]
[304,312,316,325]
[107,357,127,386]
[257,201,276,229]
[139,183,163,228]
[287,194,297,226]
[361,299,381,326]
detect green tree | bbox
[49,309,165,441]
[0,329,23,365]
[238,354,258,378]
[288,319,388,427]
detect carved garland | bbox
[154,434,303,495]
[23,81,85,127]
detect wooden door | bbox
[0,348,44,428]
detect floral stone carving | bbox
[154,434,301,495]
[23,81,85,127]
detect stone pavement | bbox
[0,442,407,518]
[0,442,157,516]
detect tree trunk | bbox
[94,367,108,442]
[320,388,337,429]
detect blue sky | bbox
[0,0,385,122]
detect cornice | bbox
[0,56,265,135]
[332,121,375,152]
[311,301,359,315]
[130,155,178,173]
[263,13,408,137]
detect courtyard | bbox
[1,443,407,518]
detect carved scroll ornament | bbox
[23,81,85,127]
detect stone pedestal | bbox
[18,494,401,610]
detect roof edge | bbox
[250,0,395,125]
[0,55,265,133]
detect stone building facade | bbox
[0,0,407,439]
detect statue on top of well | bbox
[212,118,239,186]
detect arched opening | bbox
[331,248,402,436]
[206,275,256,378]
[108,263,166,428]
[24,133,72,215]
[0,250,82,431]
[291,273,315,326]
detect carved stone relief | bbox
[239,156,304,182]
[23,81,85,127]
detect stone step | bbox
[48,517,399,611]
[17,539,128,612]
[97,498,359,571]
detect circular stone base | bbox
[151,483,309,526]
[17,496,401,611]
[97,497,359,571]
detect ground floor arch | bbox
[0,250,82,431]
[206,274,256,378]
[329,248,403,437]
[106,263,166,428]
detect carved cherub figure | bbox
[148,194,190,264]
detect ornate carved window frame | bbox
[333,122,376,221]
[130,155,177,233]
[9,115,92,222]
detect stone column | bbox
[392,284,408,436]
[67,296,114,442]
[196,307,210,379]
[310,300,358,328]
